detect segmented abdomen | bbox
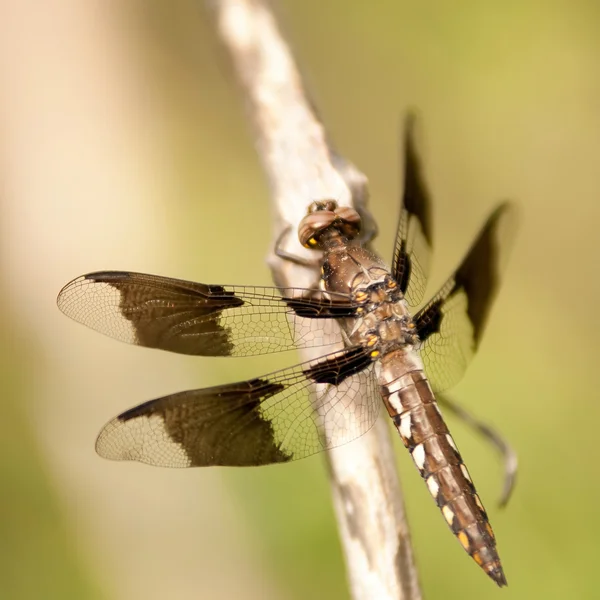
[381,368,507,586]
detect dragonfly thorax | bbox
[347,284,418,354]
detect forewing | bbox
[414,202,517,391]
[392,113,433,306]
[95,346,380,467]
[58,271,359,357]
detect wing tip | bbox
[95,408,193,468]
[57,271,132,308]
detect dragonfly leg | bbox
[437,393,518,508]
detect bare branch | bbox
[208,1,422,598]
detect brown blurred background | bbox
[1,1,599,599]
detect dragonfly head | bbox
[298,200,361,249]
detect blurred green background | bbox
[1,1,599,599]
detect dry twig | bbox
[208,1,422,598]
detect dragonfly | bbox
[57,116,516,587]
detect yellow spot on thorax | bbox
[366,334,378,347]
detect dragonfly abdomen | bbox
[380,366,507,586]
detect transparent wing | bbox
[415,202,517,391]
[96,346,381,467]
[392,113,434,306]
[58,271,360,357]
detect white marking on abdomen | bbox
[446,433,459,454]
[474,494,485,512]
[426,475,439,498]
[387,391,404,414]
[442,505,455,526]
[385,378,404,395]
[460,463,473,483]
[411,443,426,471]
[399,413,412,440]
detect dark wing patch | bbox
[414,202,517,391]
[57,271,359,357]
[95,346,380,467]
[392,113,433,306]
[305,346,375,385]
